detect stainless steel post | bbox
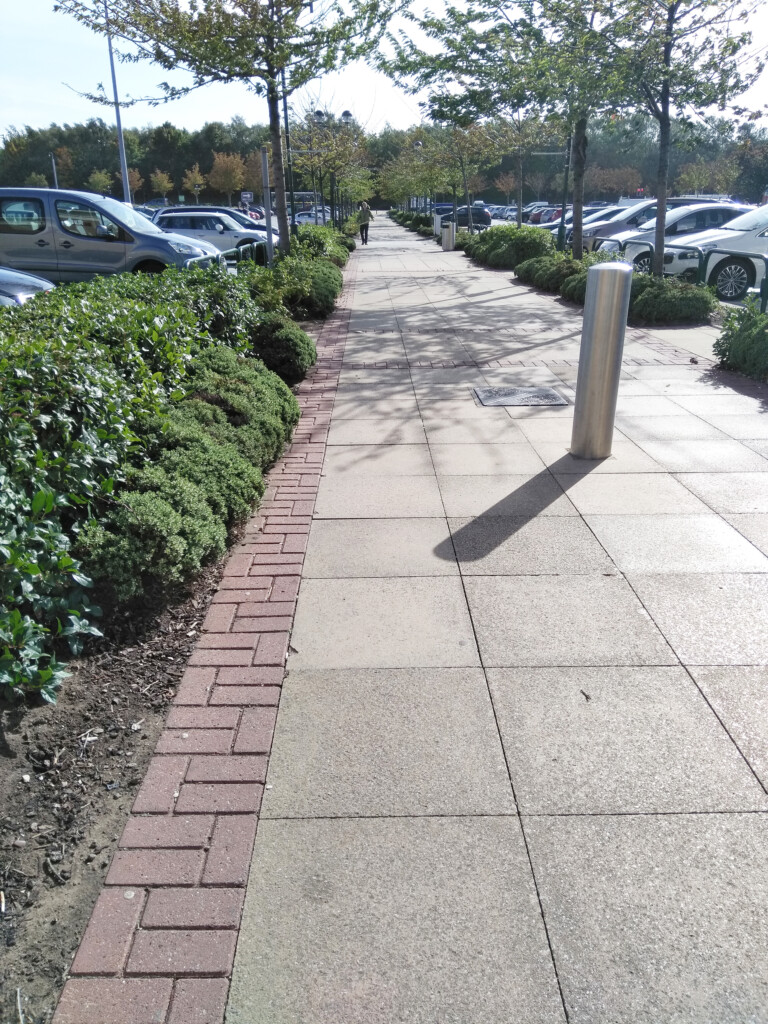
[441,223,455,251]
[433,213,442,237]
[261,146,274,267]
[570,262,633,459]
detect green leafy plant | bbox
[713,299,768,380]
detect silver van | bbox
[0,188,220,283]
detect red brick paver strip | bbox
[52,261,356,1024]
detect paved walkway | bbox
[57,219,768,1023]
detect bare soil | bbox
[0,559,226,1024]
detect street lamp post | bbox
[314,109,353,229]
[104,0,131,204]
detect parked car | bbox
[599,202,753,272]
[0,266,52,305]
[441,206,492,229]
[154,210,274,251]
[581,196,744,251]
[546,206,621,233]
[154,205,280,241]
[0,188,219,282]
[521,202,551,222]
[662,205,768,300]
[557,206,626,241]
[502,206,520,221]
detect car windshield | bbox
[98,197,164,234]
[583,207,621,223]
[637,216,658,230]
[718,207,768,232]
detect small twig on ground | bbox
[16,987,25,1024]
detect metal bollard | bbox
[570,262,633,459]
[441,222,455,251]
[433,213,443,237]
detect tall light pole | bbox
[49,152,59,188]
[314,109,352,228]
[104,0,131,203]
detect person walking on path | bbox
[358,201,373,245]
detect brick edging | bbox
[52,259,357,1024]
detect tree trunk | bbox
[517,153,523,227]
[571,116,588,257]
[652,109,671,276]
[459,152,472,232]
[266,76,290,252]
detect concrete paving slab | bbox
[227,818,566,1024]
[676,472,768,513]
[438,473,577,518]
[525,815,768,1024]
[561,473,710,515]
[673,393,768,417]
[321,444,435,477]
[615,414,727,442]
[540,441,665,473]
[614,395,691,416]
[329,397,421,420]
[691,666,768,789]
[628,572,768,664]
[637,439,768,473]
[303,518,457,577]
[289,578,480,669]
[431,443,546,476]
[723,513,768,556]
[261,669,514,817]
[450,516,614,575]
[585,514,768,572]
[698,414,768,440]
[488,667,767,814]
[517,418,625,444]
[314,475,445,518]
[464,575,676,667]
[326,419,428,445]
[422,417,528,444]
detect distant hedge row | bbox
[0,225,349,701]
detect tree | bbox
[208,151,246,205]
[150,168,174,197]
[25,171,48,187]
[86,168,113,193]
[182,163,206,202]
[55,0,399,252]
[117,167,144,199]
[617,0,763,273]
[495,171,518,203]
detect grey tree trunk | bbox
[571,117,588,256]
[266,76,291,253]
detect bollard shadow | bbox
[433,454,604,562]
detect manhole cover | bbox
[473,386,568,407]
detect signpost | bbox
[241,191,254,205]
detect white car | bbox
[662,205,768,301]
[600,203,753,273]
[295,208,331,225]
[154,211,271,252]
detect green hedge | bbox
[464,224,554,269]
[0,240,346,701]
[514,253,717,325]
[713,299,768,379]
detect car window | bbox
[706,208,736,228]
[165,216,190,229]
[55,200,121,240]
[720,207,768,232]
[669,212,700,234]
[0,198,46,235]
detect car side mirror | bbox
[216,223,225,233]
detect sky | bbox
[1,0,767,140]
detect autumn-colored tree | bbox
[494,171,518,204]
[208,151,246,205]
[55,146,76,188]
[525,169,554,200]
[117,167,144,200]
[584,164,641,198]
[182,163,206,202]
[86,168,113,193]
[150,168,174,197]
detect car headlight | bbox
[167,241,201,255]
[600,240,619,252]
[701,242,718,253]
[676,250,698,261]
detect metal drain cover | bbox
[473,386,568,407]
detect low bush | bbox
[713,299,768,380]
[0,236,343,700]
[629,277,717,324]
[464,224,555,269]
[296,224,349,267]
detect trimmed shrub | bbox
[714,299,768,380]
[464,224,555,269]
[249,312,317,385]
[296,224,349,267]
[630,277,717,324]
[560,271,589,304]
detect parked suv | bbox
[0,188,219,282]
[441,206,492,229]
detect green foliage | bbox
[295,225,350,267]
[0,240,337,699]
[559,270,590,304]
[630,277,717,324]
[713,299,768,380]
[464,224,555,269]
[248,312,317,385]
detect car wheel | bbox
[132,260,166,274]
[710,258,752,302]
[633,252,653,275]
